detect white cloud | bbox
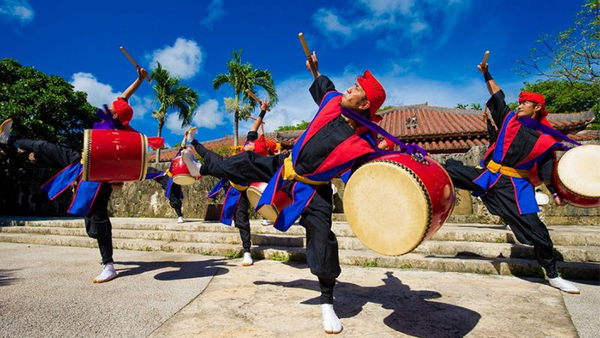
[147,38,204,80]
[166,99,226,135]
[200,0,225,29]
[0,0,34,24]
[313,0,471,53]
[70,72,152,119]
[70,73,120,108]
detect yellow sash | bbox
[282,156,328,186]
[487,160,530,178]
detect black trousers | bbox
[12,138,114,265]
[155,175,184,217]
[193,141,340,303]
[444,160,558,278]
[192,142,253,252]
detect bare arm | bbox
[250,99,269,132]
[121,68,148,100]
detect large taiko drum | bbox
[343,153,455,256]
[553,144,600,208]
[170,155,198,186]
[82,129,148,182]
[246,182,292,223]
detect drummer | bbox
[443,60,580,294]
[186,54,386,334]
[183,98,273,267]
[0,67,158,283]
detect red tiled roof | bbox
[148,132,279,162]
[149,105,597,161]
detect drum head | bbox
[173,175,196,186]
[247,187,278,222]
[344,160,430,256]
[558,144,600,198]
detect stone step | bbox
[0,233,597,280]
[3,218,600,246]
[2,225,600,263]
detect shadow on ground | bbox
[255,270,481,338]
[117,258,231,281]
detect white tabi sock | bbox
[92,263,117,283]
[242,252,253,266]
[181,148,201,178]
[548,276,580,294]
[321,304,343,334]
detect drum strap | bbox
[487,160,530,178]
[283,156,328,186]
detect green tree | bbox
[0,58,97,150]
[516,0,599,85]
[455,103,483,110]
[520,80,600,113]
[276,120,310,132]
[213,49,278,146]
[150,62,199,163]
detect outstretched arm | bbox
[122,68,148,100]
[250,99,269,132]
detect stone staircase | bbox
[0,217,598,280]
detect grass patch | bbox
[363,259,377,268]
[224,250,242,259]
[269,251,290,262]
[400,263,412,269]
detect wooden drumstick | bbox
[248,115,265,125]
[482,106,489,122]
[120,46,152,83]
[298,32,318,78]
[482,50,490,66]
[245,89,262,104]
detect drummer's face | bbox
[108,105,118,119]
[341,83,370,112]
[517,101,540,119]
[378,140,389,150]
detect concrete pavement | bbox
[0,242,598,338]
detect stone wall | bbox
[1,144,598,225]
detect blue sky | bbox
[0,0,586,147]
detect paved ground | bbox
[0,243,598,338]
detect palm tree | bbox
[151,62,199,163]
[213,49,277,146]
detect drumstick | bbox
[482,106,489,122]
[482,50,490,66]
[248,115,265,125]
[298,32,318,78]
[245,89,262,104]
[120,46,152,83]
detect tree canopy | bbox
[0,58,97,150]
[276,120,310,132]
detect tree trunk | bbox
[156,119,164,164]
[234,95,239,147]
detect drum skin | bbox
[246,182,292,223]
[82,129,148,182]
[343,153,455,256]
[553,144,600,208]
[171,156,197,186]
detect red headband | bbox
[519,91,547,118]
[357,70,386,122]
[112,97,134,126]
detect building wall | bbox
[2,145,599,225]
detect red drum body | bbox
[246,182,292,223]
[82,129,148,182]
[343,153,455,256]
[553,144,600,208]
[171,156,197,186]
